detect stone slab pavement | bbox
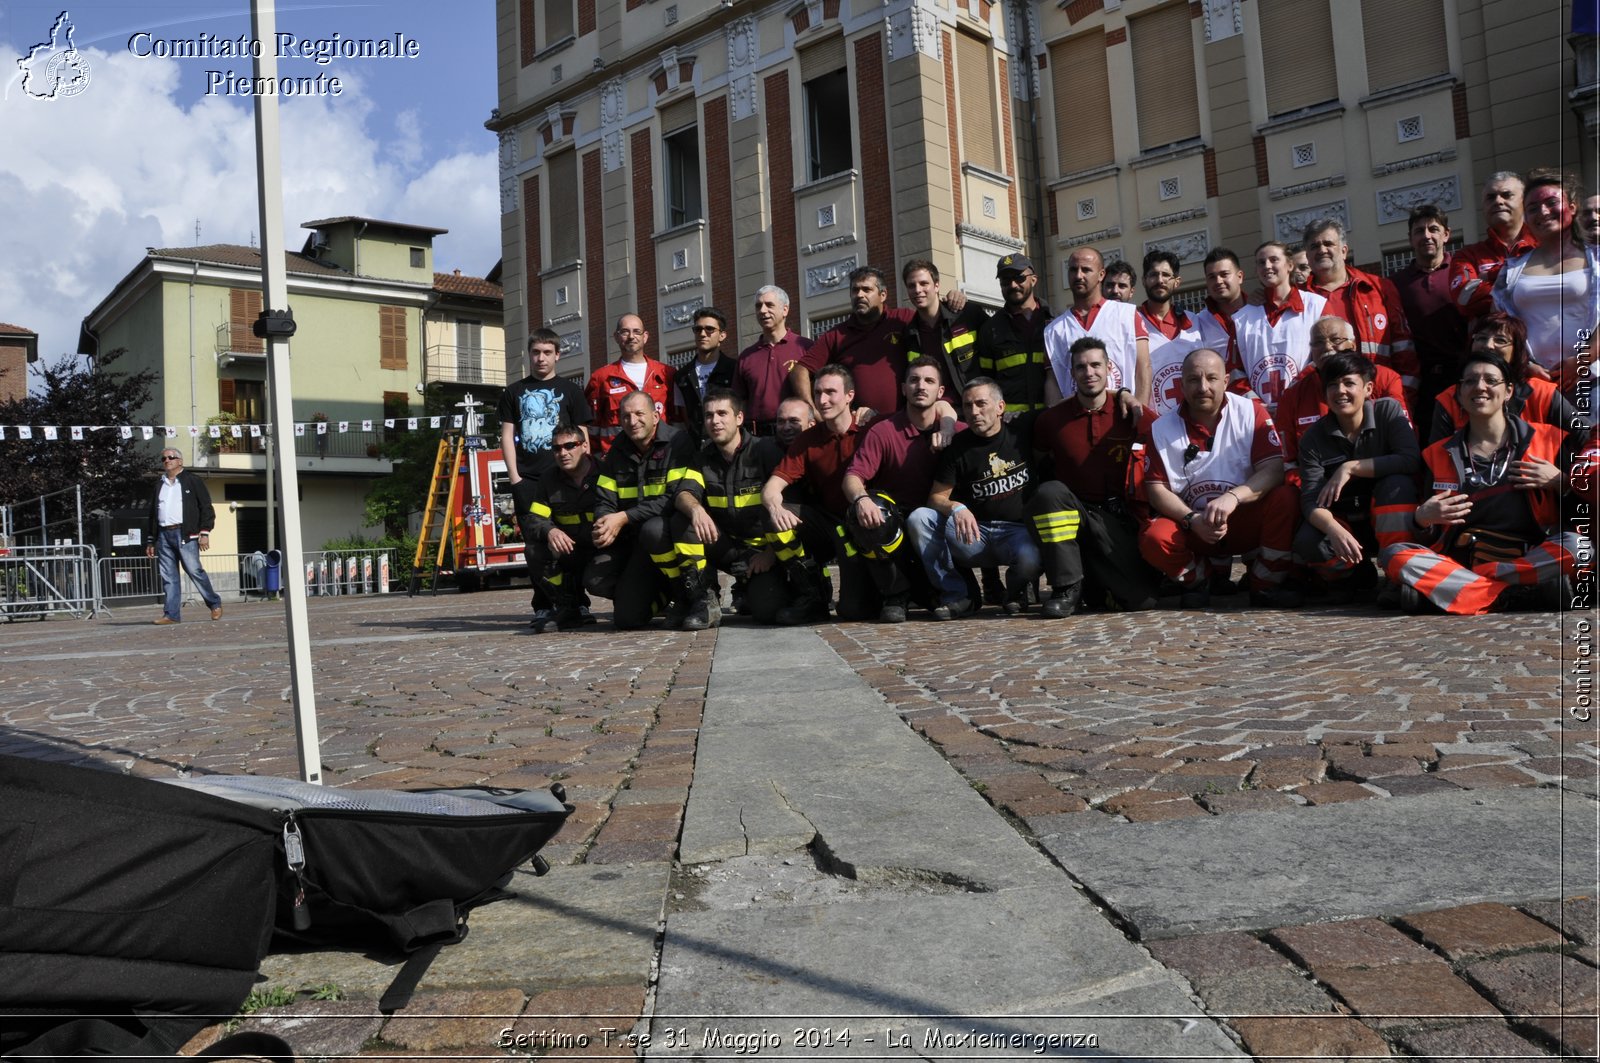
[1,588,1596,1059]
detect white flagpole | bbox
[251,0,323,783]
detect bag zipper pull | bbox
[282,814,312,931]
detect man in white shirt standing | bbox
[146,447,223,624]
[1044,246,1152,407]
[1229,241,1328,414]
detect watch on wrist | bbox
[1179,512,1195,530]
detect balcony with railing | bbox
[425,343,506,388]
[192,426,396,473]
[215,322,265,364]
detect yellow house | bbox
[78,216,504,554]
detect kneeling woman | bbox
[1380,352,1594,614]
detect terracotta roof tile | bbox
[433,271,504,300]
[0,322,37,336]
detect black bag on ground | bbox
[0,755,283,1059]
[1,755,572,1060]
[163,775,572,1010]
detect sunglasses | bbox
[553,441,583,452]
[691,325,721,334]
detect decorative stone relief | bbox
[498,129,520,215]
[1371,148,1457,178]
[801,234,857,256]
[957,223,1025,250]
[602,130,624,174]
[658,47,681,91]
[806,255,858,297]
[982,196,997,219]
[731,73,758,121]
[887,3,941,62]
[600,78,625,127]
[1005,1,1042,99]
[1274,200,1349,243]
[727,16,757,69]
[1376,175,1461,225]
[547,312,582,326]
[559,331,584,356]
[1269,174,1347,201]
[1142,229,1210,264]
[1202,0,1241,43]
[1139,205,1208,231]
[817,203,836,228]
[660,276,705,294]
[672,249,689,270]
[664,295,705,326]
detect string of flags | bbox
[0,417,468,442]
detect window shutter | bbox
[547,149,580,265]
[1131,2,1199,150]
[217,378,236,414]
[229,288,263,354]
[1362,0,1447,92]
[800,35,847,82]
[1050,32,1113,173]
[659,95,696,135]
[543,0,574,44]
[955,32,999,172]
[1260,0,1337,115]
[379,306,407,370]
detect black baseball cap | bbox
[996,254,1034,277]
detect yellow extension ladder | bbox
[408,434,466,596]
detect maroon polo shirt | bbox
[735,331,814,423]
[845,409,960,509]
[1393,252,1467,374]
[801,307,917,415]
[771,420,860,516]
[1033,398,1156,503]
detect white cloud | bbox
[0,38,502,370]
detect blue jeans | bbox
[907,509,1041,603]
[156,527,221,620]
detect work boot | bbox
[980,566,1006,606]
[775,559,828,625]
[878,593,908,624]
[681,569,719,631]
[1040,583,1082,619]
[664,573,694,629]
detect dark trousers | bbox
[784,504,876,621]
[586,516,673,629]
[669,511,789,623]
[1028,483,1158,609]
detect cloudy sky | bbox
[0,1,501,373]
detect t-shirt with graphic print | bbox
[496,375,593,480]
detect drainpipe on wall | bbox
[1010,0,1049,297]
[189,260,199,463]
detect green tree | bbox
[0,347,158,514]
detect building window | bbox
[379,305,408,370]
[662,125,702,227]
[409,247,425,269]
[547,148,580,264]
[456,319,483,383]
[1363,0,1446,93]
[804,68,853,181]
[1130,1,1199,152]
[810,312,850,338]
[543,0,575,46]
[228,288,264,354]
[1260,0,1337,116]
[954,31,999,173]
[1049,33,1113,173]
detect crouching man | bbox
[1138,348,1302,608]
[671,389,828,627]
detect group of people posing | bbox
[497,167,1597,630]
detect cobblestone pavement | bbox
[5,590,1598,1059]
[820,599,1600,1058]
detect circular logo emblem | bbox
[1373,312,1387,332]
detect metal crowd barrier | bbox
[94,549,395,613]
[0,544,100,621]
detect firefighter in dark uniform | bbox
[901,258,989,395]
[975,254,1053,416]
[522,422,600,633]
[588,390,697,629]
[671,388,828,627]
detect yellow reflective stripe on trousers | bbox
[1031,510,1081,543]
